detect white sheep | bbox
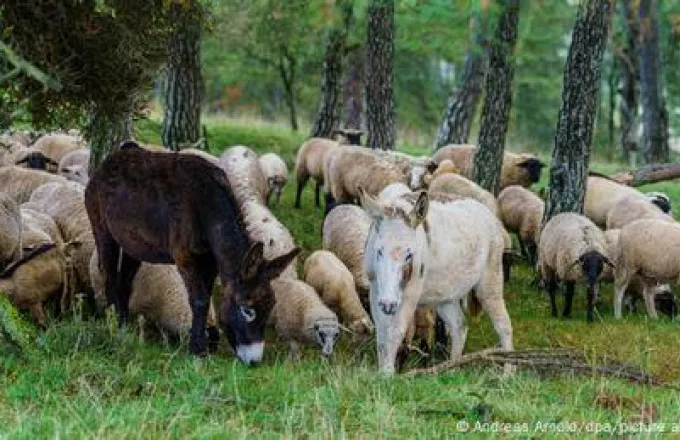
[218,146,268,207]
[303,250,373,334]
[33,133,85,163]
[584,174,649,228]
[605,194,674,230]
[258,152,289,206]
[371,150,436,190]
[268,277,340,358]
[497,185,544,264]
[0,166,68,203]
[58,148,90,185]
[537,213,613,322]
[427,172,499,217]
[294,137,343,208]
[0,193,22,270]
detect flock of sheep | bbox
[0,127,677,373]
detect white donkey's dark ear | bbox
[409,191,429,228]
[359,187,383,219]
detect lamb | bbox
[303,250,373,334]
[537,213,613,322]
[605,194,674,230]
[497,185,544,264]
[427,172,499,217]
[33,133,85,163]
[432,144,545,189]
[258,152,289,206]
[58,148,90,185]
[89,251,220,344]
[294,137,343,208]
[0,166,68,203]
[0,193,22,271]
[268,277,340,358]
[322,204,373,297]
[613,219,680,320]
[218,146,268,207]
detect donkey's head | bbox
[360,188,429,316]
[221,242,300,365]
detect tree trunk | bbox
[543,0,613,223]
[637,0,668,164]
[87,109,134,171]
[433,5,489,151]
[365,0,395,150]
[617,0,639,165]
[311,1,353,139]
[279,49,298,132]
[161,4,203,151]
[472,0,520,196]
[343,48,364,131]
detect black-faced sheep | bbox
[497,185,544,265]
[258,152,288,206]
[294,137,343,208]
[605,194,674,230]
[33,134,85,164]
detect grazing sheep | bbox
[584,174,652,228]
[218,146,268,207]
[33,134,84,163]
[613,220,680,319]
[325,146,407,211]
[0,166,68,203]
[537,213,613,322]
[322,204,373,297]
[605,194,674,230]
[58,148,90,185]
[0,193,22,271]
[89,251,220,344]
[433,144,545,189]
[427,172,499,217]
[258,152,289,206]
[497,185,544,264]
[294,137,343,208]
[645,191,672,214]
[268,277,340,358]
[303,250,373,334]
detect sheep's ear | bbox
[359,187,383,219]
[409,191,429,228]
[240,242,265,281]
[15,157,28,165]
[260,247,300,281]
[425,160,438,174]
[602,255,615,268]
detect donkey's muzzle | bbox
[379,300,398,315]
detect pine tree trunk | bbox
[279,50,298,132]
[618,0,639,165]
[637,0,668,164]
[434,7,489,151]
[343,48,364,131]
[543,0,613,223]
[365,0,395,150]
[87,109,134,171]
[311,2,353,139]
[162,4,203,151]
[472,0,520,196]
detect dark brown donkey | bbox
[85,142,299,364]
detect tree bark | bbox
[472,0,520,196]
[617,0,639,165]
[87,109,134,171]
[162,4,203,151]
[434,6,489,151]
[543,0,613,223]
[637,0,668,164]
[343,48,364,131]
[612,163,680,186]
[311,1,354,139]
[279,48,298,132]
[365,0,396,150]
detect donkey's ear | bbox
[409,191,429,228]
[359,187,383,219]
[241,242,265,281]
[261,247,300,281]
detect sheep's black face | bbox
[579,251,605,286]
[518,158,545,184]
[655,292,678,319]
[650,197,672,214]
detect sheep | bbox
[497,185,544,265]
[433,144,545,189]
[19,206,62,247]
[33,134,85,163]
[89,251,220,344]
[537,213,613,322]
[268,277,340,358]
[371,150,437,190]
[324,146,407,212]
[0,138,28,168]
[613,219,680,320]
[13,148,60,172]
[605,194,674,230]
[422,159,459,187]
[377,182,411,203]
[179,148,219,164]
[0,166,68,203]
[645,191,672,214]
[303,250,373,334]
[583,173,656,228]
[58,148,90,185]
[427,172,499,217]
[258,152,289,206]
[322,204,373,297]
[0,193,22,271]
[294,137,343,208]
[218,146,268,207]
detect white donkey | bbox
[360,189,514,374]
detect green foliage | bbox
[0,293,38,355]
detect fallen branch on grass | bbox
[405,347,672,387]
[611,163,680,187]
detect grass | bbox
[2,117,680,438]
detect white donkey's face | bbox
[361,189,429,316]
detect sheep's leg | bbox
[314,180,322,208]
[614,277,631,319]
[30,303,48,329]
[517,235,529,261]
[436,301,467,360]
[265,188,273,207]
[288,340,302,361]
[525,240,538,267]
[324,193,337,217]
[643,283,659,320]
[562,281,575,318]
[294,173,309,209]
[545,272,558,318]
[586,283,598,323]
[177,257,215,357]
